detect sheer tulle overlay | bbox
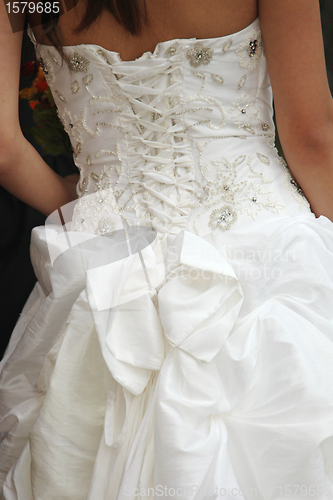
[1,18,333,500]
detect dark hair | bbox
[40,0,147,52]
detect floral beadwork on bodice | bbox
[29,17,310,236]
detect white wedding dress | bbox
[1,17,333,500]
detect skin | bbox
[0,0,333,219]
[30,0,258,60]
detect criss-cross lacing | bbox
[112,56,199,234]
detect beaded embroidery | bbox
[166,46,178,57]
[46,49,59,65]
[279,158,310,210]
[71,81,80,94]
[96,217,116,237]
[222,40,233,54]
[54,90,67,103]
[211,74,224,85]
[237,75,247,90]
[67,52,90,73]
[209,206,237,231]
[96,49,112,65]
[35,20,310,238]
[193,148,285,233]
[186,43,213,67]
[39,56,54,85]
[228,93,259,134]
[261,123,270,132]
[236,29,263,71]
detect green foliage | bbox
[28,108,73,158]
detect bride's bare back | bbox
[29,0,258,62]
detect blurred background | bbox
[1,3,333,358]
[321,0,333,90]
[0,27,78,357]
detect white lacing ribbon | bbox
[113,56,198,234]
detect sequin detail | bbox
[228,93,259,133]
[193,149,285,234]
[186,43,213,67]
[166,46,177,57]
[236,30,263,71]
[209,206,237,231]
[96,217,116,237]
[67,52,90,73]
[280,158,310,210]
[261,123,270,132]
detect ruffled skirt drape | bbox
[1,213,333,500]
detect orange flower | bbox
[37,66,45,80]
[19,86,37,100]
[29,100,40,110]
[19,64,49,104]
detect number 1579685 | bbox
[6,2,60,14]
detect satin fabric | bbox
[1,17,333,500]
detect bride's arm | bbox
[259,0,333,221]
[0,3,78,217]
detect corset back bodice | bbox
[29,18,310,237]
